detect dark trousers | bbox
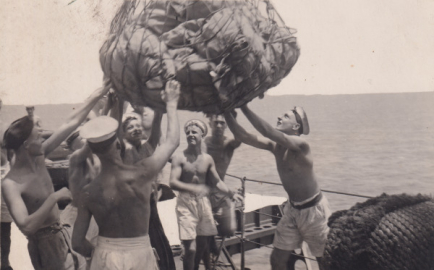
[1,222,12,270]
[149,195,176,270]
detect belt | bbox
[290,192,323,210]
[30,221,64,238]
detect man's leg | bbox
[209,236,219,255]
[316,256,324,268]
[202,236,218,269]
[195,236,211,270]
[270,248,293,270]
[1,222,13,270]
[182,240,196,270]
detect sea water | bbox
[2,92,433,212]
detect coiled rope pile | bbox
[100,0,299,113]
[320,193,434,270]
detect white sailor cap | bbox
[293,107,310,135]
[80,116,118,143]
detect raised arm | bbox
[142,80,180,173]
[146,109,163,152]
[228,137,242,150]
[42,80,111,155]
[2,181,72,236]
[224,111,274,151]
[68,144,92,202]
[241,105,305,151]
[72,191,93,258]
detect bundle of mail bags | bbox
[100,0,299,113]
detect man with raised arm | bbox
[170,119,242,270]
[225,105,331,270]
[71,80,181,270]
[1,81,111,270]
[60,132,100,245]
[203,114,241,256]
[121,107,175,270]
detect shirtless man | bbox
[61,132,100,245]
[170,119,241,270]
[204,114,241,234]
[71,80,180,270]
[202,114,241,262]
[121,108,175,270]
[122,109,162,165]
[225,105,331,269]
[1,82,111,270]
[1,99,14,270]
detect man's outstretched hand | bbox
[161,80,180,105]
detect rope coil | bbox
[320,193,434,270]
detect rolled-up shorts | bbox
[90,235,158,270]
[176,192,218,240]
[28,221,85,270]
[273,193,331,257]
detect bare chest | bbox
[21,173,55,214]
[274,146,301,172]
[181,159,209,184]
[207,145,233,164]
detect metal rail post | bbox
[240,176,246,270]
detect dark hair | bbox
[3,116,34,150]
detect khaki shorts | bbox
[90,235,158,270]
[176,192,218,240]
[28,222,85,270]
[273,195,331,257]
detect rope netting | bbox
[320,193,434,270]
[100,0,300,113]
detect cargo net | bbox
[320,193,434,270]
[100,0,300,113]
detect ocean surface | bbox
[1,92,433,212]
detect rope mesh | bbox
[100,0,299,113]
[320,193,434,270]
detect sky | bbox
[0,0,433,105]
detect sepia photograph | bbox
[1,0,433,269]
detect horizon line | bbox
[2,90,433,106]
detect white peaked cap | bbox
[80,116,118,143]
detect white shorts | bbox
[176,192,218,240]
[90,235,158,270]
[273,194,331,257]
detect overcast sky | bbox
[1,0,433,105]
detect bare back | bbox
[82,163,153,238]
[69,154,100,207]
[273,143,319,202]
